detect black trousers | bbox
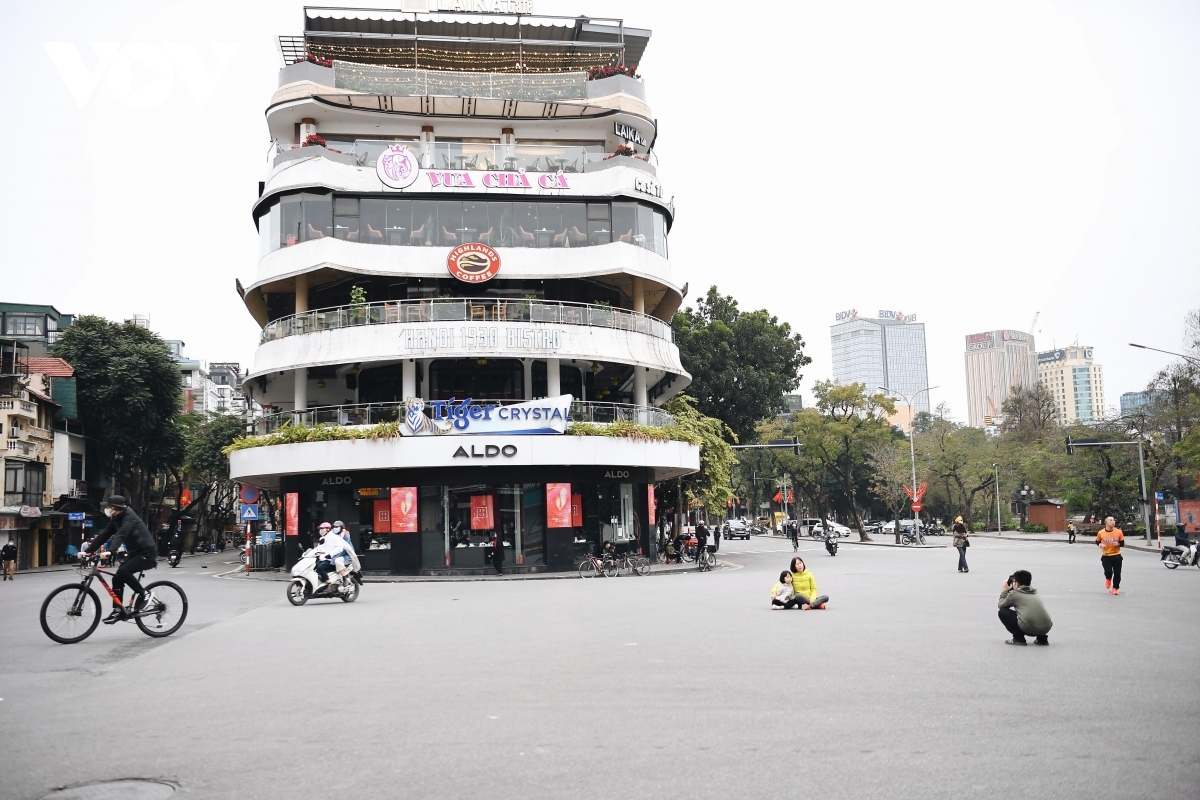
[772,597,802,609]
[1101,554,1123,588]
[113,553,156,602]
[999,607,1047,643]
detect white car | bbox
[799,518,853,538]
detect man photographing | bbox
[80,496,158,624]
[998,570,1053,646]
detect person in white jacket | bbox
[314,524,360,585]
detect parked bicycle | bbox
[39,558,188,644]
[697,545,716,572]
[578,552,619,578]
[617,552,651,576]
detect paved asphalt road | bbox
[1,537,1197,799]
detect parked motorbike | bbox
[1161,540,1199,569]
[286,548,362,605]
[824,529,838,557]
[167,549,181,568]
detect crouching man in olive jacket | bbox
[998,570,1052,646]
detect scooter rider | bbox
[80,496,157,624]
[332,520,354,575]
[314,522,359,586]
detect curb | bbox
[971,533,1161,554]
[213,561,733,583]
[840,540,948,549]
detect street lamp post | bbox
[879,385,938,544]
[1129,343,1200,368]
[994,463,1001,533]
[1020,484,1032,528]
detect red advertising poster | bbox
[470,494,495,530]
[1180,500,1200,533]
[546,483,572,528]
[373,499,392,534]
[285,492,298,536]
[571,494,583,528]
[648,485,656,526]
[391,487,418,533]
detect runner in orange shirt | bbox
[1095,516,1125,595]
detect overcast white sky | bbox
[2,1,1197,420]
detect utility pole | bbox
[994,463,1002,534]
[880,385,937,543]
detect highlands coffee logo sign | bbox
[376,145,420,189]
[400,395,573,436]
[447,243,501,283]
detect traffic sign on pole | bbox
[240,504,259,522]
[239,485,260,505]
[911,503,923,513]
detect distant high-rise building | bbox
[1120,390,1156,417]
[1038,347,1105,423]
[830,309,930,414]
[964,330,1037,428]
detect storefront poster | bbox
[285,493,298,536]
[1181,499,1200,533]
[391,487,418,533]
[470,494,495,530]
[571,494,583,528]
[546,483,572,528]
[648,485,656,526]
[373,499,392,534]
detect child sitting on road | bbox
[771,571,801,609]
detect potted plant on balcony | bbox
[349,285,367,325]
[586,64,640,80]
[589,299,613,327]
[302,133,328,148]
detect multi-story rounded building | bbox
[229,6,698,574]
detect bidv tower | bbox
[230,5,698,575]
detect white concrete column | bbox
[547,358,561,397]
[294,273,308,313]
[523,360,533,400]
[632,276,645,315]
[294,368,308,411]
[300,117,317,144]
[633,366,648,407]
[501,127,515,164]
[402,359,416,400]
[421,125,435,168]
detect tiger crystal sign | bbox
[399,395,573,436]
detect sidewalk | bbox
[971,532,1163,554]
[768,532,949,549]
[216,557,732,583]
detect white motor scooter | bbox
[286,548,362,605]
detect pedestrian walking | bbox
[952,516,970,573]
[1067,522,1076,544]
[1096,516,1125,595]
[788,520,799,552]
[489,534,504,575]
[2,537,16,581]
[998,569,1052,646]
[705,519,718,553]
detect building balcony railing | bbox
[251,399,674,437]
[260,299,674,346]
[7,440,34,456]
[0,398,37,416]
[273,139,655,174]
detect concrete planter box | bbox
[273,145,361,169]
[278,61,335,88]
[585,74,645,101]
[584,154,656,177]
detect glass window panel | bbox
[611,202,637,245]
[513,202,537,247]
[385,200,413,245]
[411,200,437,246]
[587,220,612,246]
[636,205,654,251]
[537,203,562,248]
[333,197,358,216]
[462,200,489,244]
[437,200,463,246]
[303,197,331,241]
[360,199,386,244]
[653,211,667,257]
[561,203,587,247]
[334,216,360,241]
[280,196,303,247]
[587,203,609,221]
[489,202,514,247]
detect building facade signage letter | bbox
[615,122,648,147]
[403,395,572,436]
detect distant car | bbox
[722,519,752,540]
[799,518,853,538]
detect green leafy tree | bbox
[1001,383,1059,441]
[672,286,811,444]
[51,316,185,516]
[664,394,737,515]
[793,381,895,539]
[178,412,251,537]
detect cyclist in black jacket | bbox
[81,496,157,623]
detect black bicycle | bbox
[39,559,188,644]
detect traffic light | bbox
[792,436,800,455]
[1065,435,1074,456]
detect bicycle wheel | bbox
[702,551,715,571]
[135,581,188,638]
[579,560,598,578]
[602,558,618,578]
[656,549,667,564]
[40,585,101,644]
[635,558,650,576]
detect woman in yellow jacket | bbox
[789,557,829,609]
